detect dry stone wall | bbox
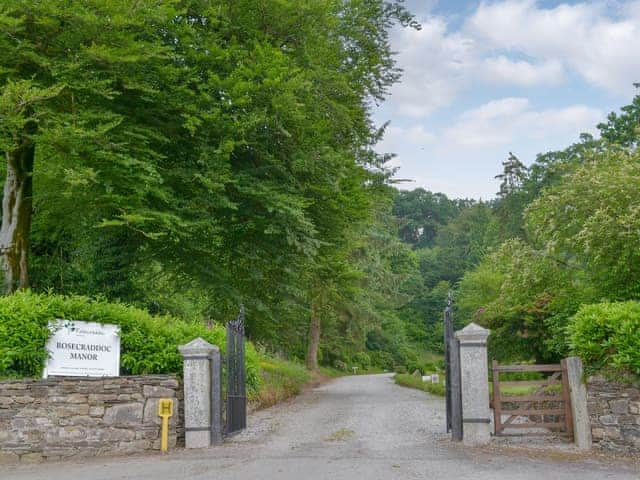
[587,375,640,453]
[0,375,183,463]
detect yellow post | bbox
[157,398,174,453]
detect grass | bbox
[395,373,559,398]
[326,427,355,441]
[319,366,350,378]
[489,383,563,396]
[250,357,397,410]
[394,373,445,396]
[354,366,386,375]
[249,358,362,410]
[249,356,313,409]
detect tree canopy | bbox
[1,0,423,371]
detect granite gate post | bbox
[178,337,222,448]
[565,356,592,450]
[455,323,491,446]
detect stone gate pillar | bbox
[179,337,220,448]
[455,323,491,445]
[565,356,592,450]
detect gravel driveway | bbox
[2,374,638,479]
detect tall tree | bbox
[0,1,183,293]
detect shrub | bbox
[0,291,260,393]
[394,365,407,374]
[352,352,371,370]
[333,360,348,371]
[569,301,640,377]
[369,350,394,370]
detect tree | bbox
[527,149,640,300]
[393,189,461,247]
[0,1,186,294]
[493,152,529,239]
[1,1,425,371]
[597,84,640,148]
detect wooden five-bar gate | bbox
[491,359,573,438]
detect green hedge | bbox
[569,301,640,377]
[0,291,260,393]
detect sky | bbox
[374,0,640,199]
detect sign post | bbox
[43,320,120,378]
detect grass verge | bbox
[249,357,312,410]
[249,356,391,411]
[249,358,348,410]
[394,373,445,396]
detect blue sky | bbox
[374,0,640,199]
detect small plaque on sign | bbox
[43,320,120,378]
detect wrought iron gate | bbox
[226,306,247,435]
[444,292,462,441]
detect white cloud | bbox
[480,56,566,86]
[467,1,640,95]
[443,97,602,148]
[373,1,639,199]
[385,1,640,121]
[386,18,478,118]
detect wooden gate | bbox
[491,359,573,438]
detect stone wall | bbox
[587,375,640,452]
[0,375,183,463]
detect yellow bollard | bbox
[157,398,174,453]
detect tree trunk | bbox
[0,134,35,294]
[305,299,321,371]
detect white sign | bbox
[44,320,120,378]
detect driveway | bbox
[2,374,638,479]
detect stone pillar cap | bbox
[455,322,490,343]
[178,337,219,357]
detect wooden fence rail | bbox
[491,359,573,438]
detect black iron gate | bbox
[226,306,247,435]
[444,292,462,441]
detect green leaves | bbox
[0,290,261,392]
[569,302,640,376]
[0,0,420,370]
[526,150,640,300]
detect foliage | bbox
[3,1,638,378]
[448,89,640,370]
[393,189,462,248]
[0,0,423,372]
[569,302,640,377]
[456,239,595,362]
[527,149,640,300]
[0,291,260,393]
